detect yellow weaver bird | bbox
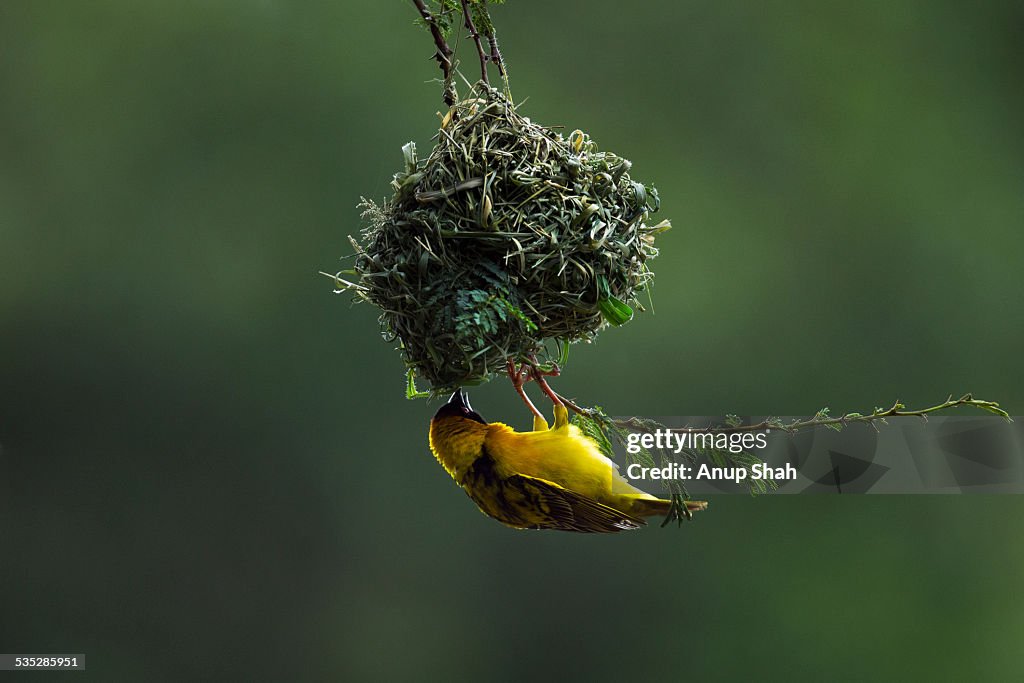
[429,389,708,533]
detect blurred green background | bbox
[2,1,1023,680]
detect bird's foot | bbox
[507,358,544,421]
[526,355,564,409]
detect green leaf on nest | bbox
[598,295,633,327]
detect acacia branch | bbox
[481,1,506,78]
[486,35,505,78]
[460,0,490,85]
[411,0,456,105]
[504,352,1010,435]
[560,391,1008,526]
[556,392,1010,435]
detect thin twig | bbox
[481,0,506,78]
[411,0,456,105]
[485,34,505,77]
[319,271,368,292]
[555,392,1010,435]
[460,0,490,85]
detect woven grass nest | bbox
[338,83,670,392]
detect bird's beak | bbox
[447,388,472,412]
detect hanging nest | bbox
[335,83,671,392]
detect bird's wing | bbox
[462,443,645,533]
[505,473,646,533]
